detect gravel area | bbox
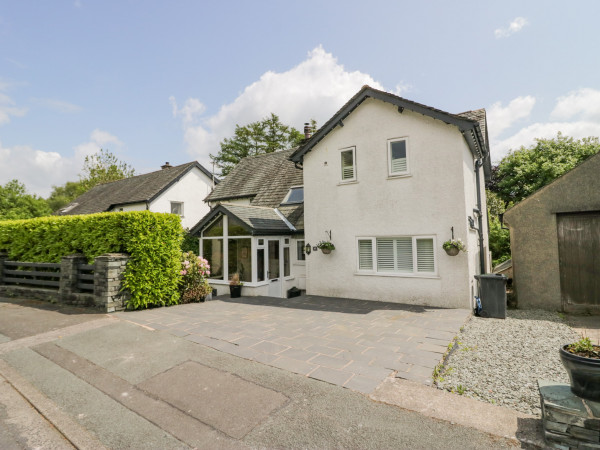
[436,309,580,417]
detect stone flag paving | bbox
[116,295,471,394]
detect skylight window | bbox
[282,186,303,204]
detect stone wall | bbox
[0,253,130,312]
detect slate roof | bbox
[290,85,490,179]
[190,203,296,236]
[202,149,304,231]
[59,161,216,215]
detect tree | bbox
[47,180,86,212]
[0,180,52,220]
[210,113,305,176]
[79,148,135,191]
[493,133,600,206]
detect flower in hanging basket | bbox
[442,238,466,255]
[316,240,335,254]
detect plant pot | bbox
[321,248,332,254]
[559,344,600,401]
[444,247,460,256]
[229,285,242,298]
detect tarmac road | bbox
[0,297,525,449]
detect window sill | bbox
[293,262,306,266]
[338,180,358,186]
[387,173,411,180]
[353,271,440,280]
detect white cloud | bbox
[490,88,600,162]
[494,17,529,38]
[170,46,384,166]
[0,129,124,196]
[31,97,82,113]
[0,91,27,125]
[487,96,536,140]
[551,88,600,121]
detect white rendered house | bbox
[193,86,491,308]
[59,161,216,230]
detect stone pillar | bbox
[59,254,87,303]
[94,253,130,312]
[0,252,7,284]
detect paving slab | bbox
[117,295,470,393]
[138,361,289,439]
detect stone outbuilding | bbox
[503,152,600,313]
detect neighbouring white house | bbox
[192,86,491,309]
[59,161,217,229]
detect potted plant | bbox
[442,238,466,256]
[559,337,600,401]
[229,272,243,298]
[179,251,212,303]
[316,240,335,254]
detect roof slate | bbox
[59,161,215,215]
[204,149,304,230]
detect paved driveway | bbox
[117,295,470,394]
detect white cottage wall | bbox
[302,98,477,308]
[150,167,214,229]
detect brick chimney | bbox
[304,123,312,139]
[161,162,172,169]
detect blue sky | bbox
[1,0,600,195]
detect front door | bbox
[267,239,282,297]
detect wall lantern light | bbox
[304,243,311,255]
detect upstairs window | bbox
[388,138,409,175]
[282,186,304,204]
[340,147,356,182]
[171,201,184,217]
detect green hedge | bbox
[0,211,183,309]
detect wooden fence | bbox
[2,261,62,289]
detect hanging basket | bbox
[321,248,332,255]
[444,247,460,256]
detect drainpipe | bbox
[474,159,485,274]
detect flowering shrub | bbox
[179,251,212,303]
[442,238,467,252]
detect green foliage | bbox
[568,337,594,353]
[179,251,212,303]
[316,240,335,250]
[80,148,135,191]
[0,211,183,309]
[46,180,86,212]
[181,230,200,254]
[442,238,466,252]
[0,180,52,221]
[488,216,511,267]
[210,113,305,176]
[493,133,600,206]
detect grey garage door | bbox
[557,212,600,311]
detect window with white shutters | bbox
[340,148,356,181]
[358,239,373,270]
[357,236,435,275]
[388,138,409,175]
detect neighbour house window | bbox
[388,138,408,175]
[296,240,306,261]
[171,201,184,216]
[340,147,356,182]
[282,186,304,204]
[357,236,436,275]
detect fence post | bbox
[0,252,7,284]
[59,254,87,303]
[94,253,129,312]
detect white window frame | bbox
[387,137,410,177]
[356,235,437,277]
[340,146,357,183]
[170,201,184,217]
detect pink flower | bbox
[180,270,187,275]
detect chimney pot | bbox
[161,162,172,169]
[303,122,312,139]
